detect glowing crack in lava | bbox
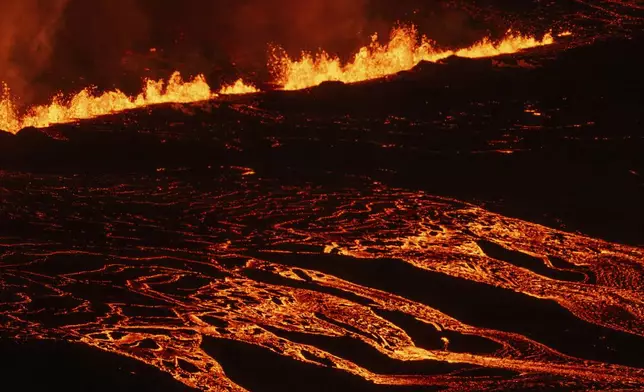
[0,72,258,134]
[270,26,558,90]
[1,173,643,391]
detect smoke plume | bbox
[0,0,70,103]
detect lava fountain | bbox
[219,79,260,95]
[270,25,559,90]
[0,72,257,134]
[1,24,564,134]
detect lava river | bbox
[0,171,642,391]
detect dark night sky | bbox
[0,0,501,105]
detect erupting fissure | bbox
[271,26,560,90]
[0,24,565,134]
[0,73,258,134]
[219,79,260,95]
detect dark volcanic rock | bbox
[15,126,55,143]
[0,339,195,392]
[0,129,14,141]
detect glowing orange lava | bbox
[270,26,557,90]
[0,72,258,134]
[1,24,565,133]
[219,79,259,95]
[2,175,643,391]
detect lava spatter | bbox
[1,24,562,134]
[0,73,258,134]
[270,26,558,90]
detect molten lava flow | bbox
[270,26,556,90]
[0,72,258,134]
[219,79,259,95]
[2,172,643,391]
